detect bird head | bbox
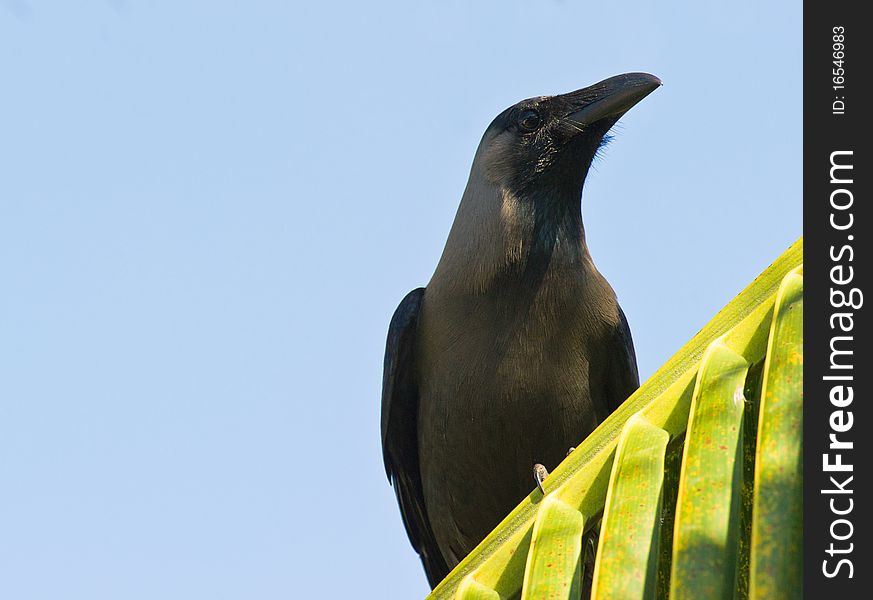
[477,73,661,201]
[432,73,661,291]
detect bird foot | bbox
[533,463,549,494]
[534,450,575,494]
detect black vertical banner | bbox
[804,2,870,597]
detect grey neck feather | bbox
[429,161,590,297]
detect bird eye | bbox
[517,109,542,132]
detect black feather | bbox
[381,288,449,588]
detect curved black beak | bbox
[565,73,661,126]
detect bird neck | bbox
[429,169,591,296]
[522,186,587,257]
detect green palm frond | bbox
[427,238,803,600]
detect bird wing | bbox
[604,305,641,413]
[381,288,449,588]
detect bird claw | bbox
[534,449,575,494]
[533,463,549,494]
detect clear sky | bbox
[1,2,799,598]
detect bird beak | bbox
[565,73,661,127]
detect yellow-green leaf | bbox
[520,496,585,600]
[591,414,668,600]
[455,576,500,600]
[749,266,803,600]
[670,341,748,600]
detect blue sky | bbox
[1,2,799,598]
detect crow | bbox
[382,73,659,588]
